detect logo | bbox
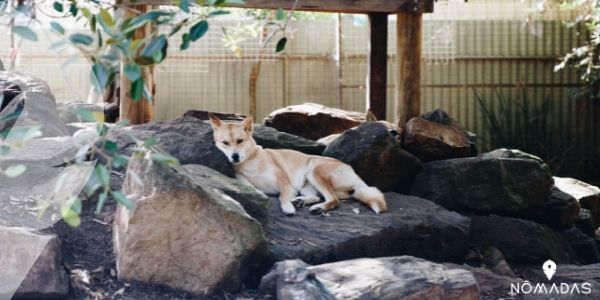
[542,260,557,280]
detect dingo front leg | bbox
[279,186,297,216]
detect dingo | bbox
[209,113,388,216]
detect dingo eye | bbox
[222,141,230,146]
[236,139,244,144]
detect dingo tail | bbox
[353,183,387,214]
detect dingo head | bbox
[209,113,256,164]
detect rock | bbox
[182,164,270,222]
[0,226,69,299]
[446,264,524,299]
[104,102,119,123]
[522,186,581,229]
[263,103,365,140]
[265,192,470,264]
[259,260,335,300]
[470,215,577,264]
[410,149,553,214]
[554,177,600,224]
[183,110,246,122]
[253,125,326,155]
[576,208,597,237]
[55,102,117,124]
[421,109,478,157]
[465,246,516,277]
[0,72,69,138]
[0,78,22,111]
[560,227,600,264]
[263,256,480,300]
[114,156,268,295]
[105,117,235,177]
[517,264,600,298]
[402,117,471,162]
[323,122,422,193]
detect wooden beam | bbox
[119,5,155,124]
[395,12,422,125]
[367,12,388,120]
[126,0,434,13]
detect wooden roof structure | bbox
[121,0,435,124]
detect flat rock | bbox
[0,226,69,299]
[323,122,422,193]
[470,215,577,264]
[263,103,364,140]
[410,149,553,214]
[253,125,326,155]
[554,177,600,224]
[402,117,471,162]
[264,192,470,264]
[560,227,600,264]
[114,156,268,295]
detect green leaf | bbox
[95,192,107,215]
[12,26,38,41]
[90,15,97,33]
[124,64,141,82]
[189,20,209,41]
[276,8,285,20]
[99,8,115,27]
[69,33,94,45]
[209,10,230,17]
[180,33,191,50]
[139,35,168,64]
[112,154,129,168]
[50,21,65,35]
[90,62,114,91]
[150,153,179,165]
[276,37,287,52]
[143,135,157,147]
[69,3,78,16]
[61,208,81,227]
[4,164,26,177]
[95,165,110,187]
[53,1,64,12]
[111,191,135,209]
[130,77,144,101]
[179,0,190,13]
[124,10,171,34]
[104,140,118,155]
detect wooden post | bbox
[367,12,388,120]
[119,5,155,124]
[395,12,423,125]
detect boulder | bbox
[0,226,69,299]
[253,125,326,155]
[259,260,335,300]
[576,208,597,237]
[113,156,268,295]
[410,149,553,214]
[0,72,69,138]
[445,264,524,299]
[263,103,364,140]
[183,110,246,122]
[421,109,478,156]
[522,186,581,229]
[560,227,600,264]
[264,193,470,264]
[182,164,270,222]
[554,177,600,224]
[55,102,108,124]
[323,122,422,193]
[470,215,577,264]
[516,264,600,298]
[105,117,235,177]
[465,246,515,277]
[402,117,471,162]
[0,77,22,111]
[261,256,480,300]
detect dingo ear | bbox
[366,109,378,122]
[208,113,222,129]
[241,115,254,132]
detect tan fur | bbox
[209,113,388,216]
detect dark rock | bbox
[576,208,597,237]
[104,102,119,123]
[523,186,581,229]
[183,110,246,122]
[263,103,364,140]
[264,192,470,264]
[259,260,335,300]
[114,156,268,295]
[446,264,524,299]
[465,246,516,277]
[323,122,422,193]
[516,264,600,298]
[402,117,471,162]
[0,226,69,299]
[560,227,600,264]
[0,72,69,138]
[183,164,270,223]
[265,256,480,300]
[410,149,553,214]
[0,79,22,111]
[554,177,600,225]
[105,117,235,177]
[421,109,478,157]
[253,125,326,155]
[470,215,577,264]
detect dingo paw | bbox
[281,202,296,216]
[291,197,304,208]
[309,203,324,215]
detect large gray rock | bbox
[253,125,326,155]
[402,117,471,162]
[560,227,600,264]
[261,256,480,300]
[446,264,524,300]
[55,102,105,124]
[0,72,69,138]
[554,177,600,225]
[264,193,470,264]
[114,156,268,296]
[522,186,581,229]
[264,103,365,140]
[470,215,577,264]
[410,149,553,214]
[0,226,69,299]
[323,122,422,193]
